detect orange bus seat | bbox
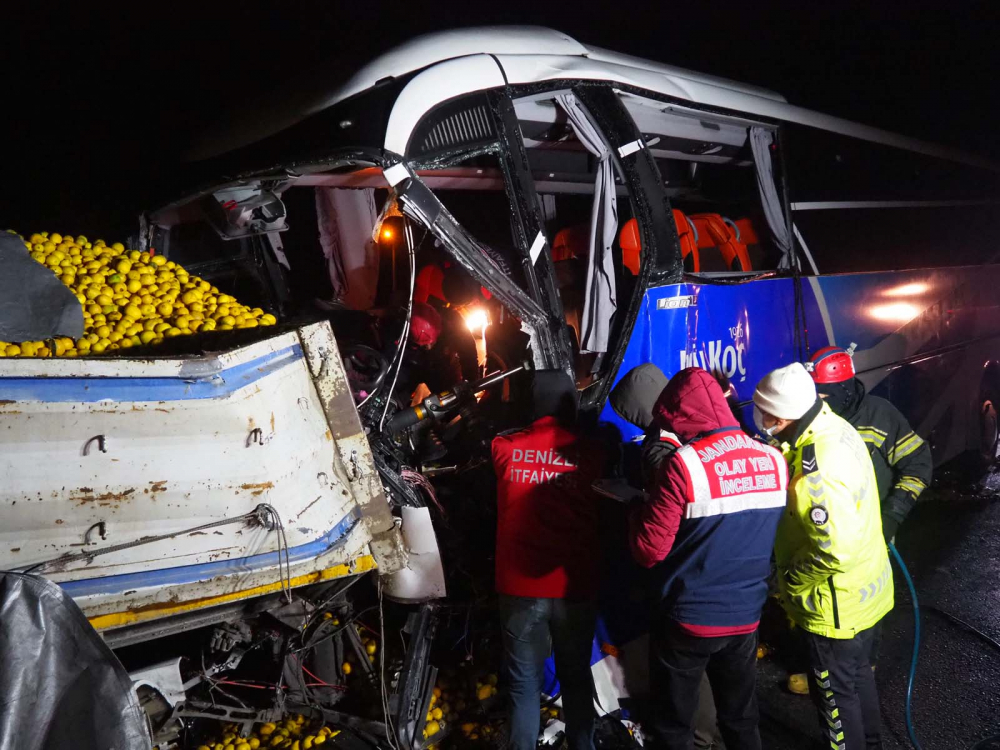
[618,211,701,274]
[674,210,700,272]
[619,218,641,275]
[552,224,588,262]
[733,218,760,245]
[690,213,752,272]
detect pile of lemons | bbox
[426,672,499,742]
[0,230,276,357]
[198,716,340,750]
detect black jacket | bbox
[837,380,933,525]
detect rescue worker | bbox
[807,345,933,542]
[416,263,481,388]
[629,368,788,750]
[609,363,724,750]
[492,370,606,750]
[753,363,893,750]
[777,345,934,694]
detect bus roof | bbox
[323,26,789,109]
[187,26,998,174]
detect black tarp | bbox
[0,573,150,750]
[0,234,84,342]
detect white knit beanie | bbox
[753,362,818,420]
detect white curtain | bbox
[555,93,618,354]
[749,127,795,269]
[316,188,379,310]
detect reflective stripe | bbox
[896,476,927,496]
[857,429,887,449]
[684,489,787,519]
[676,443,786,519]
[856,424,888,437]
[890,433,926,462]
[676,444,712,505]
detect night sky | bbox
[3,2,998,239]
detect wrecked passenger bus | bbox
[3,25,1000,746]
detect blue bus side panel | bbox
[589,265,1000,657]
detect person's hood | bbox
[652,367,738,441]
[609,363,669,430]
[531,369,579,424]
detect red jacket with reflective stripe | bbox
[628,368,788,635]
[492,416,605,599]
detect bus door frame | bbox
[496,82,683,410]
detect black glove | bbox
[882,514,900,543]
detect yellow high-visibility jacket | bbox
[775,401,893,638]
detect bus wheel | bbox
[979,394,1000,469]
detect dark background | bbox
[2,2,998,239]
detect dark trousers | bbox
[802,625,882,750]
[648,624,760,750]
[499,594,597,750]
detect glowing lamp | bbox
[868,302,920,323]
[464,307,488,333]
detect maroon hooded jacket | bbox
[628,368,787,636]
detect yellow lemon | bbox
[139,331,157,344]
[220,315,236,327]
[5,344,21,356]
[261,314,277,326]
[201,319,217,332]
[150,254,167,266]
[127,279,142,293]
[157,302,174,317]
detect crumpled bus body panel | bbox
[0,321,404,632]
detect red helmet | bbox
[409,302,442,348]
[808,346,856,384]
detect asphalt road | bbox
[756,466,1000,750]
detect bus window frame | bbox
[610,84,809,278]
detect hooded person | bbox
[609,363,681,488]
[628,368,788,750]
[610,363,725,750]
[492,370,606,750]
[753,362,893,750]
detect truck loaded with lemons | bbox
[0,207,536,748]
[0,217,525,749]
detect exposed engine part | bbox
[210,622,254,654]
